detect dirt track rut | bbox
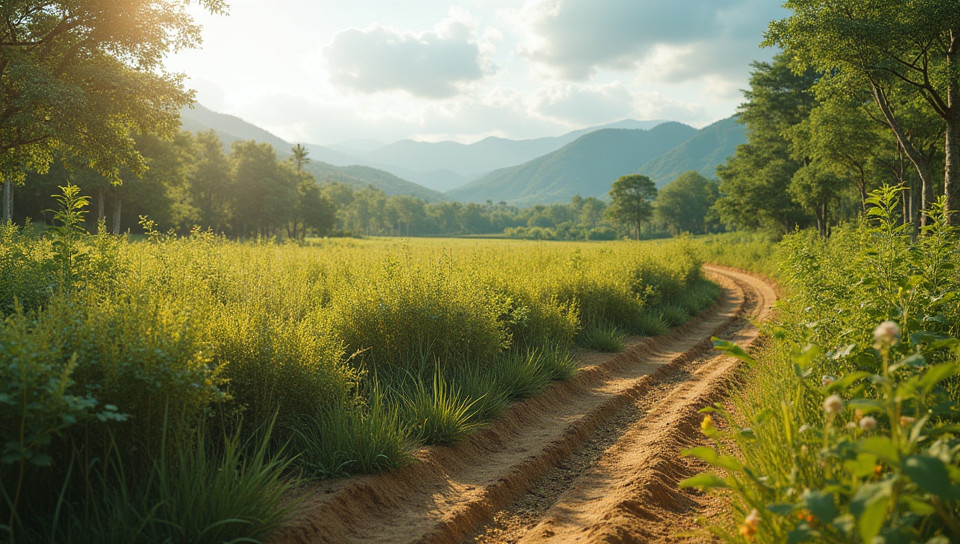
[270,266,777,544]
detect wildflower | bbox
[873,320,901,347]
[738,509,760,540]
[854,408,864,421]
[701,414,717,435]
[859,416,877,431]
[874,464,883,477]
[821,375,836,388]
[846,421,857,429]
[800,444,808,455]
[899,416,915,427]
[823,394,844,415]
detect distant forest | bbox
[6,129,722,241]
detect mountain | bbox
[446,122,699,206]
[636,116,745,184]
[179,104,444,201]
[357,119,669,190]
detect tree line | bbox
[715,1,960,235]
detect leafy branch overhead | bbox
[0,0,226,184]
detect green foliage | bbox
[577,325,627,352]
[606,174,658,240]
[654,171,721,235]
[686,186,960,543]
[0,193,721,540]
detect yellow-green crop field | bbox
[0,224,719,543]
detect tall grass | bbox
[1,190,721,541]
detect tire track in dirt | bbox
[269,266,776,544]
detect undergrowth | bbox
[684,187,960,543]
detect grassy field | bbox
[0,204,720,543]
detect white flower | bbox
[823,394,844,415]
[874,321,901,347]
[859,416,877,431]
[821,375,836,388]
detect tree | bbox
[654,171,720,235]
[714,54,818,234]
[605,174,657,240]
[290,144,310,177]
[767,0,960,223]
[0,0,226,222]
[189,130,232,231]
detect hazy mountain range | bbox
[179,103,745,206]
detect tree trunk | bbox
[2,179,11,224]
[945,30,960,225]
[97,186,105,222]
[872,83,934,227]
[112,187,122,235]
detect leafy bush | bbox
[683,187,960,543]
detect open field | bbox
[0,230,720,542]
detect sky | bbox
[165,0,788,146]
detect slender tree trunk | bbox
[2,178,11,224]
[112,187,122,235]
[872,83,934,227]
[97,186,105,221]
[945,30,960,225]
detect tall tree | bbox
[0,0,226,222]
[714,53,818,234]
[767,0,960,223]
[605,174,657,240]
[654,171,720,235]
[290,144,310,177]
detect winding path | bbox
[270,265,777,544]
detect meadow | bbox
[685,189,960,543]
[0,189,719,543]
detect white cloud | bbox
[322,11,493,99]
[533,82,636,125]
[512,0,784,83]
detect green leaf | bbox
[843,452,879,478]
[802,489,838,524]
[678,472,728,490]
[681,446,743,471]
[903,455,960,500]
[847,398,884,415]
[787,525,817,543]
[712,337,755,364]
[859,436,899,465]
[827,371,871,393]
[850,481,890,544]
[919,363,958,394]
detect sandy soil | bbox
[269,266,777,544]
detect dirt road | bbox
[271,266,777,544]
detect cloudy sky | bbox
[166,0,787,145]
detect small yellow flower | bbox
[701,414,717,435]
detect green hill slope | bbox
[180,104,444,201]
[446,122,698,205]
[637,116,744,185]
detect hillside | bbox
[179,104,444,201]
[637,116,744,184]
[447,123,699,205]
[361,119,667,190]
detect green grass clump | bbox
[577,324,627,352]
[634,311,670,336]
[659,304,691,327]
[400,371,483,446]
